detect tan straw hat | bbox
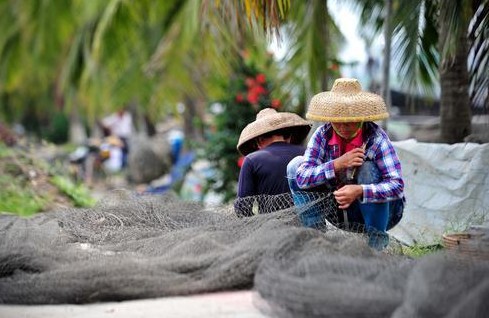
[237,108,311,156]
[306,78,389,122]
[105,135,124,148]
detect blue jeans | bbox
[287,156,404,250]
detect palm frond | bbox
[391,0,439,96]
[91,0,123,63]
[468,1,489,109]
[280,0,343,96]
[202,0,290,36]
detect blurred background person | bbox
[100,107,133,168]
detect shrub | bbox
[203,53,283,202]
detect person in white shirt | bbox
[101,108,133,167]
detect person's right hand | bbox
[333,147,365,173]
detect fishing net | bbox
[0,190,488,317]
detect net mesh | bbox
[0,190,488,317]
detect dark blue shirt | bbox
[237,142,306,198]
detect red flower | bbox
[255,73,266,84]
[249,85,266,96]
[330,64,339,71]
[235,93,244,103]
[247,91,260,104]
[237,156,245,168]
[271,99,281,109]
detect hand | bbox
[333,147,365,173]
[333,185,363,209]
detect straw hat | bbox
[237,108,311,156]
[306,78,389,122]
[105,135,124,148]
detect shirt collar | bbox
[328,128,363,148]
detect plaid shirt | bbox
[296,122,405,203]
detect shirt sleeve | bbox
[296,126,336,189]
[360,135,404,203]
[235,157,256,216]
[237,157,256,197]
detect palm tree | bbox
[201,0,344,115]
[355,0,487,143]
[0,0,77,138]
[0,0,228,143]
[438,1,472,143]
[236,0,487,143]
[469,2,489,111]
[381,0,393,114]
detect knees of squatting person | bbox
[288,157,404,250]
[347,160,404,250]
[287,156,333,229]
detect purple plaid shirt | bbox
[296,122,405,203]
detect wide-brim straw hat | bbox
[306,78,389,122]
[237,108,312,156]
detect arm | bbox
[360,137,404,203]
[234,157,256,217]
[296,126,336,189]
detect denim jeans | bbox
[287,156,404,250]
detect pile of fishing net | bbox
[1,190,488,317]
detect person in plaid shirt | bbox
[287,78,405,250]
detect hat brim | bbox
[237,124,311,156]
[306,113,389,122]
[306,90,389,122]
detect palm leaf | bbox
[468,1,489,109]
[279,0,343,97]
[390,0,439,96]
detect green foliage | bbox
[51,175,96,208]
[0,143,95,216]
[203,52,283,202]
[0,174,46,217]
[0,144,13,157]
[401,243,443,258]
[0,145,46,216]
[45,111,70,144]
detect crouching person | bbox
[234,108,311,217]
[287,78,405,250]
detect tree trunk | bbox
[182,94,204,143]
[69,104,87,145]
[381,0,393,131]
[317,0,330,91]
[439,5,471,144]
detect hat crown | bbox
[256,108,277,120]
[331,78,362,94]
[237,108,311,156]
[306,77,389,123]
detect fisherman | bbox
[235,108,311,217]
[287,78,405,250]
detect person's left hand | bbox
[333,185,363,209]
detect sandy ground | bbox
[0,291,268,318]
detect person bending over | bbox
[235,108,311,217]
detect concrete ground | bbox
[0,291,268,318]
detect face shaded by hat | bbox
[306,78,389,123]
[237,108,312,156]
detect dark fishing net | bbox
[0,190,488,318]
[234,191,368,233]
